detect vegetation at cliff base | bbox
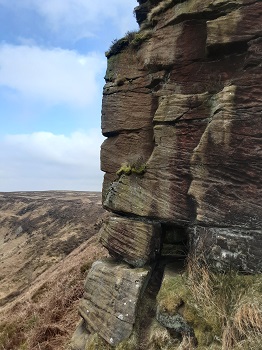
[156,255,262,350]
[0,234,107,350]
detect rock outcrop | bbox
[70,0,262,348]
[79,259,151,345]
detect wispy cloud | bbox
[36,0,137,35]
[0,130,104,191]
[0,1,137,191]
[0,0,138,41]
[0,44,106,107]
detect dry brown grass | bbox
[0,268,84,350]
[0,234,108,350]
[147,0,174,24]
[147,320,179,350]
[186,254,262,350]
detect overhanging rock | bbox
[100,215,161,267]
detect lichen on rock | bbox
[71,0,262,348]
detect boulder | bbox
[79,259,151,345]
[100,216,161,267]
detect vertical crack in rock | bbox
[78,259,151,345]
[70,0,262,348]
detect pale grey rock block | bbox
[78,258,151,346]
[68,320,89,350]
[188,226,262,273]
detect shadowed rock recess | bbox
[70,0,261,348]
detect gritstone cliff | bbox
[70,0,262,349]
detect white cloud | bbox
[0,130,105,191]
[0,0,138,40]
[35,0,137,34]
[0,44,106,107]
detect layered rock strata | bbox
[100,216,161,267]
[78,259,151,345]
[102,0,262,273]
[71,0,262,348]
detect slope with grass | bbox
[0,191,108,350]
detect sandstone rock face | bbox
[101,0,262,272]
[100,216,161,267]
[78,259,151,345]
[73,0,261,348]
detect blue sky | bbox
[0,0,138,191]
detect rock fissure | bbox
[70,0,262,349]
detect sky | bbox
[0,0,138,192]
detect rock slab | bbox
[100,216,161,267]
[78,259,151,346]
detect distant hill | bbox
[0,191,108,350]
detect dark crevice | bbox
[102,126,153,138]
[154,117,211,126]
[103,88,152,96]
[207,41,249,59]
[160,224,189,262]
[102,203,190,228]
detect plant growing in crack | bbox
[116,157,147,177]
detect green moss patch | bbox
[156,262,262,349]
[116,163,146,177]
[156,274,188,314]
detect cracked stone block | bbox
[188,226,262,273]
[69,320,89,350]
[78,259,151,346]
[100,215,161,267]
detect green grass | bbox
[156,256,262,349]
[105,29,152,58]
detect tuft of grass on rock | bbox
[147,0,175,24]
[106,29,152,58]
[116,158,147,177]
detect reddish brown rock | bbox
[100,128,154,174]
[72,1,262,349]
[207,3,262,47]
[100,216,161,267]
[102,47,156,136]
[101,0,262,272]
[189,85,262,228]
[138,20,207,69]
[103,115,208,223]
[102,90,154,135]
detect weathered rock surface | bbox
[78,259,151,345]
[189,226,262,273]
[73,0,262,348]
[101,0,262,271]
[156,310,192,335]
[100,216,161,267]
[70,320,90,350]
